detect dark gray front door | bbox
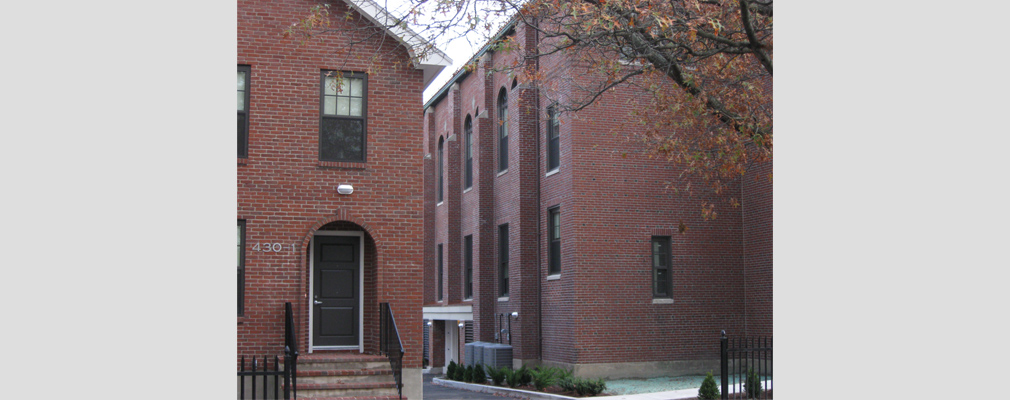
[313,235,359,347]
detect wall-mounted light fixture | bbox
[427,321,433,327]
[337,184,354,195]
[511,311,519,319]
[458,322,465,328]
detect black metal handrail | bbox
[720,330,772,399]
[284,302,299,399]
[379,302,405,400]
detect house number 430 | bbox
[252,242,295,252]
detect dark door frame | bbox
[309,231,364,352]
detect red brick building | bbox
[238,0,450,397]
[422,19,772,378]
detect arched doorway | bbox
[307,220,378,353]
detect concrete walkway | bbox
[423,373,510,400]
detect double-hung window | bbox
[437,244,444,301]
[548,207,561,275]
[497,89,509,172]
[546,105,559,171]
[464,116,473,189]
[238,220,246,316]
[438,137,445,203]
[499,224,509,297]
[238,66,250,158]
[320,71,367,162]
[464,235,473,299]
[652,236,672,298]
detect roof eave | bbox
[422,19,518,111]
[341,0,453,90]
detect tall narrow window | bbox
[464,116,473,189]
[320,71,367,162]
[498,224,509,297]
[464,235,473,299]
[437,244,444,301]
[497,89,509,172]
[546,105,560,171]
[438,137,444,203]
[548,207,561,275]
[238,220,246,316]
[652,236,672,298]
[237,66,250,158]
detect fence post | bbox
[721,330,728,400]
[283,346,292,400]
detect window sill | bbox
[318,160,366,170]
[497,169,508,177]
[652,298,674,304]
[464,298,473,302]
[238,158,248,166]
[437,201,444,207]
[463,187,472,194]
[545,168,559,177]
[546,274,561,281]
[498,296,509,302]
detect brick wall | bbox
[238,0,425,368]
[743,159,773,338]
[421,18,771,370]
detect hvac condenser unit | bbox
[464,341,483,366]
[482,343,513,369]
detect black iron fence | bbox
[239,302,298,400]
[379,302,405,400]
[720,330,772,399]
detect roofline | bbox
[422,18,519,111]
[341,0,453,90]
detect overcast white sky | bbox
[374,0,510,102]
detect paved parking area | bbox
[423,373,515,400]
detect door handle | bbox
[314,300,323,305]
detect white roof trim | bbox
[423,305,474,321]
[341,0,453,90]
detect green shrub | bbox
[529,367,559,391]
[745,368,762,398]
[503,366,519,388]
[558,376,576,393]
[470,363,487,383]
[518,365,532,387]
[462,365,474,382]
[504,365,528,388]
[446,361,457,380]
[698,371,720,400]
[486,365,507,386]
[556,367,574,382]
[573,377,607,396]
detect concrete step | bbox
[297,353,390,371]
[295,382,398,398]
[297,369,394,384]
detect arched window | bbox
[464,115,473,189]
[438,136,444,203]
[497,89,509,172]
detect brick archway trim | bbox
[294,209,388,353]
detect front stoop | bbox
[295,352,403,400]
